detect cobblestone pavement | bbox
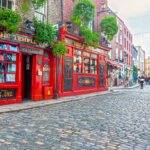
[0,86,150,150]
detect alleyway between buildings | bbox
[0,86,150,150]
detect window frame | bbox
[0,0,13,9]
[42,51,50,84]
[0,43,18,84]
[34,2,47,22]
[73,49,97,75]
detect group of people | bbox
[138,76,150,89]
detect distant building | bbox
[145,56,150,77]
[136,46,145,76]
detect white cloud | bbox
[108,0,150,20]
[108,0,150,57]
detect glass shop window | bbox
[83,58,90,74]
[74,55,82,73]
[0,44,18,83]
[73,49,97,74]
[43,52,50,83]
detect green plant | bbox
[80,27,99,48]
[33,18,57,46]
[21,0,46,13]
[32,0,46,9]
[52,41,67,56]
[72,0,95,27]
[100,15,118,41]
[0,8,22,33]
[72,0,99,48]
[133,66,138,73]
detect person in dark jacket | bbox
[139,76,145,89]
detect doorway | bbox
[22,55,33,100]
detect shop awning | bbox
[107,60,123,68]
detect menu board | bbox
[0,89,16,99]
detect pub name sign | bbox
[0,32,46,47]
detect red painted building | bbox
[0,0,111,105]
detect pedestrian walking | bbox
[139,76,145,89]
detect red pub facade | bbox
[0,26,109,105]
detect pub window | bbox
[74,55,82,73]
[0,0,13,9]
[0,44,18,83]
[34,3,47,22]
[43,52,50,83]
[83,58,90,73]
[91,59,97,74]
[73,49,97,74]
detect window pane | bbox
[0,62,5,72]
[7,64,16,72]
[2,0,6,8]
[0,73,5,83]
[83,52,90,57]
[0,52,6,61]
[6,74,16,82]
[8,1,12,9]
[10,45,18,52]
[83,58,90,73]
[35,12,44,22]
[91,59,97,74]
[43,63,50,82]
[0,44,7,50]
[44,52,49,59]
[7,54,16,62]
[74,55,82,73]
[74,49,81,55]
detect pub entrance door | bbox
[63,56,73,91]
[22,55,33,100]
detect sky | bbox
[108,0,150,57]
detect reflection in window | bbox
[0,52,6,61]
[91,59,97,74]
[6,74,16,82]
[7,54,17,62]
[74,55,82,73]
[0,44,7,49]
[84,58,90,73]
[10,45,18,52]
[7,64,16,72]
[44,51,49,59]
[0,74,4,83]
[0,62,5,72]
[43,62,50,83]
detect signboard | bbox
[0,89,16,100]
[20,47,44,55]
[0,32,47,48]
[78,76,96,87]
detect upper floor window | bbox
[34,4,47,22]
[0,0,13,9]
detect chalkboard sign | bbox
[0,89,16,100]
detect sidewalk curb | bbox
[0,84,139,114]
[0,91,113,114]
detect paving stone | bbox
[0,86,149,149]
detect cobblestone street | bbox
[0,86,150,150]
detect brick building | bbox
[145,56,150,77]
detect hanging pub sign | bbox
[20,47,44,55]
[0,32,47,48]
[78,76,96,87]
[0,89,16,100]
